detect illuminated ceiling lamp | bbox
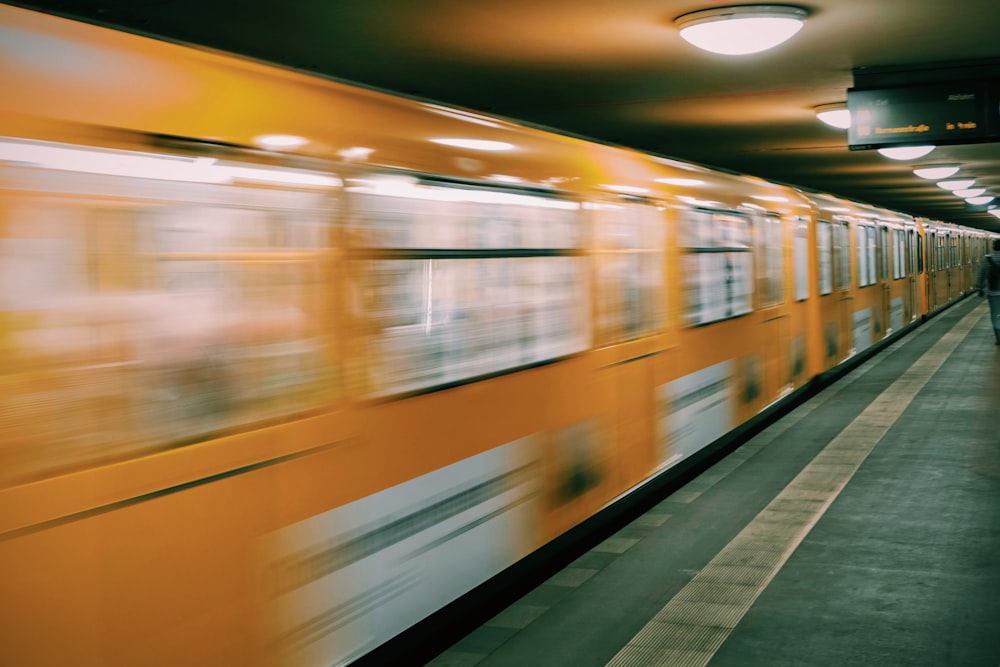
[912,164,960,180]
[675,5,809,56]
[952,188,985,197]
[937,178,976,190]
[877,145,936,160]
[966,195,995,205]
[815,102,851,129]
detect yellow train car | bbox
[921,219,976,311]
[0,6,986,667]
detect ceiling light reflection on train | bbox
[0,138,338,187]
[337,146,375,161]
[253,134,308,150]
[877,145,935,160]
[655,177,706,187]
[912,164,960,180]
[751,195,789,202]
[600,184,650,195]
[430,138,515,151]
[937,179,976,190]
[347,177,575,208]
[677,195,723,208]
[424,105,504,128]
[487,174,525,184]
[952,188,986,198]
[229,166,340,187]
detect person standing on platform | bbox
[976,237,1000,345]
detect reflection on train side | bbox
[264,437,539,667]
[0,138,338,483]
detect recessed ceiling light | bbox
[937,179,976,190]
[430,138,515,151]
[989,209,1000,219]
[815,103,851,129]
[674,5,808,56]
[965,195,994,205]
[912,164,960,180]
[952,188,985,198]
[877,145,936,160]
[253,134,308,150]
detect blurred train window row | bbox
[0,136,945,482]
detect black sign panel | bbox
[847,81,999,150]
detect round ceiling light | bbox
[815,103,851,129]
[965,195,995,205]
[952,188,985,198]
[674,5,808,56]
[937,178,976,190]
[912,164,960,180]
[877,145,936,160]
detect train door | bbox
[751,211,789,398]
[876,224,890,337]
[907,228,919,322]
[944,232,953,299]
[834,219,853,357]
[948,232,965,301]
[926,231,937,310]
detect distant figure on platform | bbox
[976,238,1000,345]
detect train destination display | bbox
[847,81,999,149]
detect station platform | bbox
[427,295,1000,667]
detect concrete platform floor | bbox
[428,296,1000,667]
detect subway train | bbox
[1,6,997,667]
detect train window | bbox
[833,221,851,291]
[591,200,665,345]
[680,208,752,325]
[857,225,876,287]
[915,231,923,274]
[892,229,907,279]
[937,235,947,269]
[951,235,960,267]
[856,226,867,286]
[348,178,587,396]
[0,137,339,483]
[793,217,809,301]
[817,220,833,295]
[752,212,784,308]
[879,226,890,281]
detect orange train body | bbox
[0,6,996,666]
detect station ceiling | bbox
[11,0,1000,232]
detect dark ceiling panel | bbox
[10,0,1000,231]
